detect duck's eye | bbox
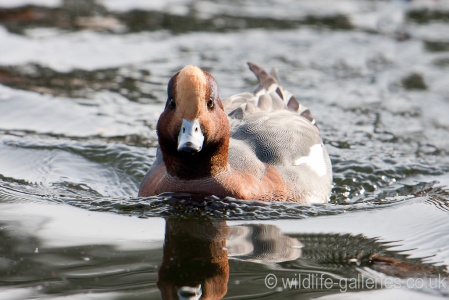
[167,98,176,109]
[207,98,214,110]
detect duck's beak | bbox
[177,118,204,153]
[177,284,202,300]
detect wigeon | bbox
[139,63,332,203]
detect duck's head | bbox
[157,65,230,179]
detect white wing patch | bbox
[293,144,327,177]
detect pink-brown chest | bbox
[138,162,293,202]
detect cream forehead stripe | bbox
[176,65,208,120]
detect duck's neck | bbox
[161,136,230,180]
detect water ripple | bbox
[58,192,416,221]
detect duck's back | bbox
[223,63,332,203]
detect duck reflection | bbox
[0,213,446,299]
[157,220,230,300]
[158,219,447,299]
[226,224,302,263]
[158,220,303,299]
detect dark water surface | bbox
[1,0,449,299]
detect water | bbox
[1,0,449,299]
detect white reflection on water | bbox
[0,203,164,250]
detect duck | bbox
[138,62,332,203]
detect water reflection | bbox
[158,220,230,299]
[158,219,447,299]
[0,202,447,299]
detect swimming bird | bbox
[139,63,332,203]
